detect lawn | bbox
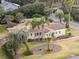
[0,48,8,59]
[70,28,79,36]
[0,25,6,33]
[1,36,79,59]
[20,36,79,59]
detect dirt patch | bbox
[32,44,61,55]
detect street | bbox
[49,13,79,30]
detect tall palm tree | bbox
[16,29,32,55]
[64,14,72,36]
[63,0,75,28]
[55,9,64,23]
[3,29,32,59]
[3,33,21,59]
[46,37,53,52]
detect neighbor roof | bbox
[1,1,20,12]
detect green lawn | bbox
[70,28,79,36]
[0,25,6,33]
[1,38,79,59]
[0,48,8,59]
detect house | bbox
[0,0,20,12]
[27,23,66,40]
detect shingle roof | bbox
[1,1,20,12]
[28,23,65,33]
[28,27,50,33]
[47,23,65,30]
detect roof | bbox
[1,1,20,12]
[28,27,50,33]
[47,23,65,30]
[28,23,65,33]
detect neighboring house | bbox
[0,0,20,12]
[27,23,66,40]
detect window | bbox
[59,31,61,34]
[47,34,48,36]
[35,32,40,36]
[55,32,57,34]
[52,33,54,37]
[31,33,32,36]
[40,32,41,35]
[37,33,39,36]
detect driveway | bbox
[49,13,79,30]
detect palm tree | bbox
[3,33,21,59]
[64,14,72,36]
[16,29,32,55]
[55,9,64,23]
[3,29,32,59]
[15,12,24,23]
[63,0,75,28]
[46,38,52,52]
[26,18,39,29]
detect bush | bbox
[32,14,42,18]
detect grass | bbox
[0,48,8,59]
[0,20,79,59]
[20,36,79,59]
[1,36,79,59]
[70,28,79,36]
[0,25,6,33]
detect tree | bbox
[19,1,46,17]
[32,14,42,18]
[15,12,24,23]
[3,29,32,59]
[2,15,14,24]
[3,33,21,59]
[64,14,72,36]
[64,14,70,28]
[55,9,64,23]
[63,0,75,28]
[0,6,4,17]
[46,38,52,52]
[17,29,32,55]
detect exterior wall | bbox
[27,29,66,40]
[27,32,44,40]
[54,29,66,38]
[44,30,54,38]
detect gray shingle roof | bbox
[1,1,20,12]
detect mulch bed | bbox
[32,44,62,55]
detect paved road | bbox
[68,56,79,59]
[49,13,79,30]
